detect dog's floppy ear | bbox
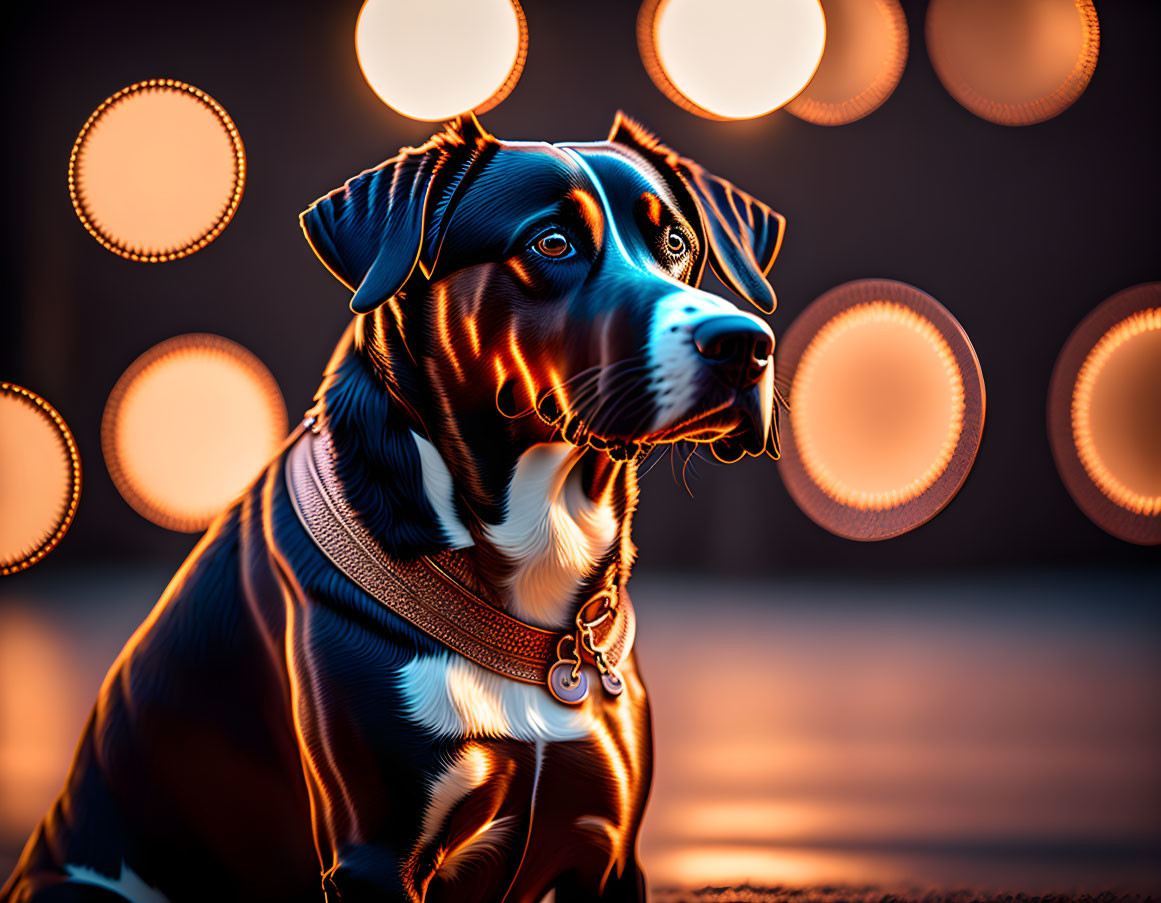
[301,113,496,314]
[608,112,785,314]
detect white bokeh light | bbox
[355,0,526,122]
[642,0,827,120]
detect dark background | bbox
[2,0,1159,576]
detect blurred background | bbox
[2,0,1159,893]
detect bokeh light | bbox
[926,0,1099,126]
[355,0,527,121]
[785,0,908,126]
[793,301,964,511]
[638,0,827,120]
[1049,283,1161,545]
[0,384,81,575]
[1073,312,1161,516]
[101,335,288,533]
[69,79,245,261]
[777,280,985,541]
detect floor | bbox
[1,564,1158,893]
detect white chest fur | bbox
[397,653,596,742]
[485,443,618,629]
[412,436,618,631]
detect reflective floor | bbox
[634,572,1161,892]
[1,565,1158,892]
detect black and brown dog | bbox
[2,114,784,903]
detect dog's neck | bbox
[412,435,631,628]
[316,323,638,630]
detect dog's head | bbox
[302,113,784,469]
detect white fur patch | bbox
[485,443,617,630]
[647,290,737,432]
[65,861,170,903]
[398,653,595,742]
[412,430,473,548]
[436,814,518,880]
[574,814,617,838]
[418,743,494,851]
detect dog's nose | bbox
[692,315,774,388]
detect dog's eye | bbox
[665,228,690,257]
[533,231,573,259]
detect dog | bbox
[2,113,783,903]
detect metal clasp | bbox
[575,589,624,696]
[546,588,625,704]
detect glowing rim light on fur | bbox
[355,0,528,121]
[101,335,288,533]
[638,0,826,120]
[777,280,985,542]
[1070,309,1161,516]
[785,0,909,126]
[926,0,1099,126]
[68,79,245,261]
[792,302,965,511]
[0,384,82,575]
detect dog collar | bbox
[284,423,635,705]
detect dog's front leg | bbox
[319,851,411,903]
[292,713,418,903]
[284,602,429,902]
[553,855,647,903]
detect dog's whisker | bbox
[621,403,662,449]
[540,359,647,430]
[561,370,618,412]
[582,378,653,439]
[589,404,651,447]
[568,366,651,432]
[560,357,641,391]
[690,443,718,466]
[515,360,620,425]
[679,442,700,498]
[637,445,669,478]
[530,358,627,405]
[773,383,791,412]
[583,371,651,421]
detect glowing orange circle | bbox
[1072,310,1161,517]
[777,280,985,541]
[69,79,245,261]
[792,301,965,510]
[1049,284,1161,545]
[0,384,82,575]
[638,0,826,121]
[102,335,288,532]
[355,0,527,121]
[786,0,909,126]
[926,0,1099,126]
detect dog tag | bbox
[548,661,589,705]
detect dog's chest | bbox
[397,652,597,742]
[397,654,651,896]
[415,437,620,630]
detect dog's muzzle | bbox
[693,314,774,389]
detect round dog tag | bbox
[600,670,625,697]
[548,661,589,704]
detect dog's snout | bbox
[692,315,774,388]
